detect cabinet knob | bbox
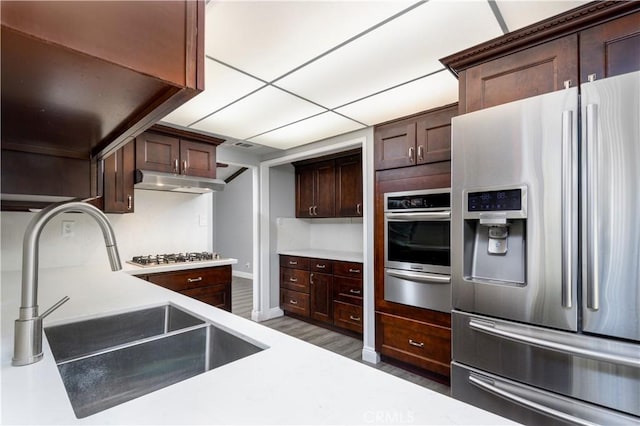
[289,277,298,282]
[127,195,132,210]
[310,273,314,284]
[313,205,318,216]
[289,261,298,265]
[348,268,360,274]
[356,203,361,215]
[349,315,361,322]
[417,145,424,162]
[408,146,415,163]
[289,299,298,305]
[315,264,326,269]
[174,158,179,173]
[182,160,188,174]
[408,339,424,348]
[349,289,361,295]
[187,276,203,283]
[308,206,313,216]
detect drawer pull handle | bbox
[289,277,298,282]
[408,339,424,348]
[349,315,361,322]
[289,299,298,305]
[187,277,203,283]
[316,264,326,269]
[349,289,361,295]
[289,261,298,265]
[348,269,360,273]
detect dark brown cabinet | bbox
[335,154,363,217]
[280,255,363,336]
[295,149,362,218]
[374,104,457,171]
[136,125,219,179]
[1,0,205,209]
[103,141,135,213]
[144,265,232,312]
[441,3,640,114]
[295,160,335,218]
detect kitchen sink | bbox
[45,304,265,418]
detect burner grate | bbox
[129,252,218,267]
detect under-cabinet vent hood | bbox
[134,170,225,194]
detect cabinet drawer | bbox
[182,285,230,311]
[281,289,309,317]
[333,261,362,278]
[147,266,231,292]
[309,258,333,273]
[280,255,309,270]
[334,301,363,334]
[333,276,363,305]
[280,268,310,293]
[377,313,451,378]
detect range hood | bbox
[134,170,225,194]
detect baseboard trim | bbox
[362,346,380,364]
[251,307,284,322]
[232,270,253,279]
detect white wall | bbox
[213,169,253,278]
[277,217,363,253]
[1,190,213,272]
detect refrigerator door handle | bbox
[468,373,598,426]
[469,319,640,368]
[585,104,600,311]
[561,110,576,308]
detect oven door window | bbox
[388,221,450,266]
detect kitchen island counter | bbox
[124,257,238,276]
[1,266,515,425]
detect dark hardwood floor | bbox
[231,276,450,396]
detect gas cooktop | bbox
[127,252,220,267]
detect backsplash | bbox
[277,217,363,253]
[0,190,212,271]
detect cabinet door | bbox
[335,154,363,217]
[462,34,578,113]
[310,272,333,324]
[295,165,315,217]
[180,140,216,178]
[182,285,231,312]
[374,121,416,170]
[579,11,640,84]
[416,105,457,165]
[314,160,335,217]
[104,141,134,213]
[135,132,179,173]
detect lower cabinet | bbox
[376,312,451,380]
[280,255,363,336]
[143,265,232,312]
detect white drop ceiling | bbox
[161,0,589,153]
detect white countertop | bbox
[277,249,363,263]
[1,266,516,425]
[123,258,238,276]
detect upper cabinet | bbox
[295,149,362,219]
[104,141,135,214]
[135,125,223,180]
[441,2,640,114]
[375,104,457,171]
[1,0,205,208]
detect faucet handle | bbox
[40,296,70,319]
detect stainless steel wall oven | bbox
[383,188,451,313]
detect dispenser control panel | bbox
[468,189,521,212]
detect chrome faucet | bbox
[12,201,122,366]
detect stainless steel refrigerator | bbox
[450,71,640,425]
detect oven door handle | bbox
[386,269,451,284]
[385,211,450,221]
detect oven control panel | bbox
[386,190,450,211]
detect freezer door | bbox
[451,88,579,331]
[452,362,640,426]
[581,71,640,342]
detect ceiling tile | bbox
[275,0,502,109]
[162,59,264,127]
[496,1,591,32]
[190,86,325,140]
[247,112,365,150]
[206,0,414,81]
[335,71,458,126]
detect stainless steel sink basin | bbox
[45,304,265,418]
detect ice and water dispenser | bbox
[462,186,527,285]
